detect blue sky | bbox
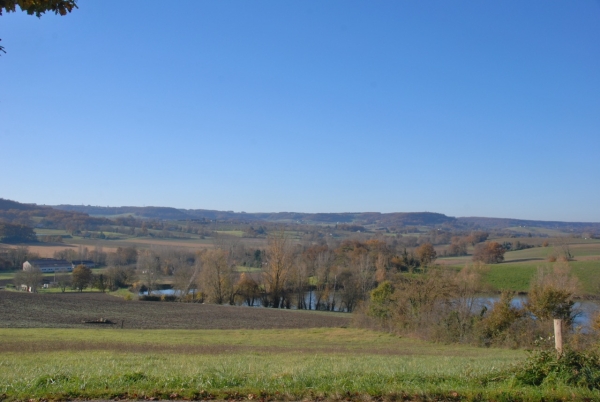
[1,1,599,221]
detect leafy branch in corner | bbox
[0,0,78,55]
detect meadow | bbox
[2,326,600,401]
[438,238,600,295]
[2,291,600,401]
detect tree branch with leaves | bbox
[0,0,78,55]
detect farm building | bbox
[71,260,95,269]
[23,259,72,273]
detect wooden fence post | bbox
[554,318,563,356]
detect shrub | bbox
[515,347,600,389]
[368,281,395,321]
[526,264,579,324]
[476,291,524,347]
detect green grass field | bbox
[33,229,70,236]
[435,240,600,295]
[235,265,262,273]
[216,230,245,237]
[1,328,599,401]
[505,226,568,237]
[0,270,17,280]
[481,260,600,294]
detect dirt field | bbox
[3,243,118,258]
[0,291,351,330]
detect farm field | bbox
[0,327,533,401]
[481,260,600,294]
[17,232,273,255]
[436,239,600,294]
[0,291,350,329]
[2,323,600,400]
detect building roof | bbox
[71,260,95,265]
[26,259,71,268]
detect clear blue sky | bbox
[1,1,599,221]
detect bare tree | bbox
[14,265,43,292]
[199,249,234,304]
[313,249,335,310]
[290,254,309,309]
[56,272,71,292]
[356,253,375,300]
[54,248,77,262]
[555,237,574,261]
[263,231,293,308]
[137,249,161,295]
[10,246,31,267]
[105,265,135,291]
[173,257,202,300]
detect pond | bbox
[478,295,597,328]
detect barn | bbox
[23,259,73,273]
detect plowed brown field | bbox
[0,291,350,329]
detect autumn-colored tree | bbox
[415,243,437,267]
[467,231,489,246]
[71,264,92,292]
[375,252,388,283]
[472,241,505,264]
[236,272,261,306]
[447,236,468,257]
[111,246,138,265]
[0,0,77,16]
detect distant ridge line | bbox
[48,203,600,230]
[1,199,598,231]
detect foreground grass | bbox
[1,328,599,401]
